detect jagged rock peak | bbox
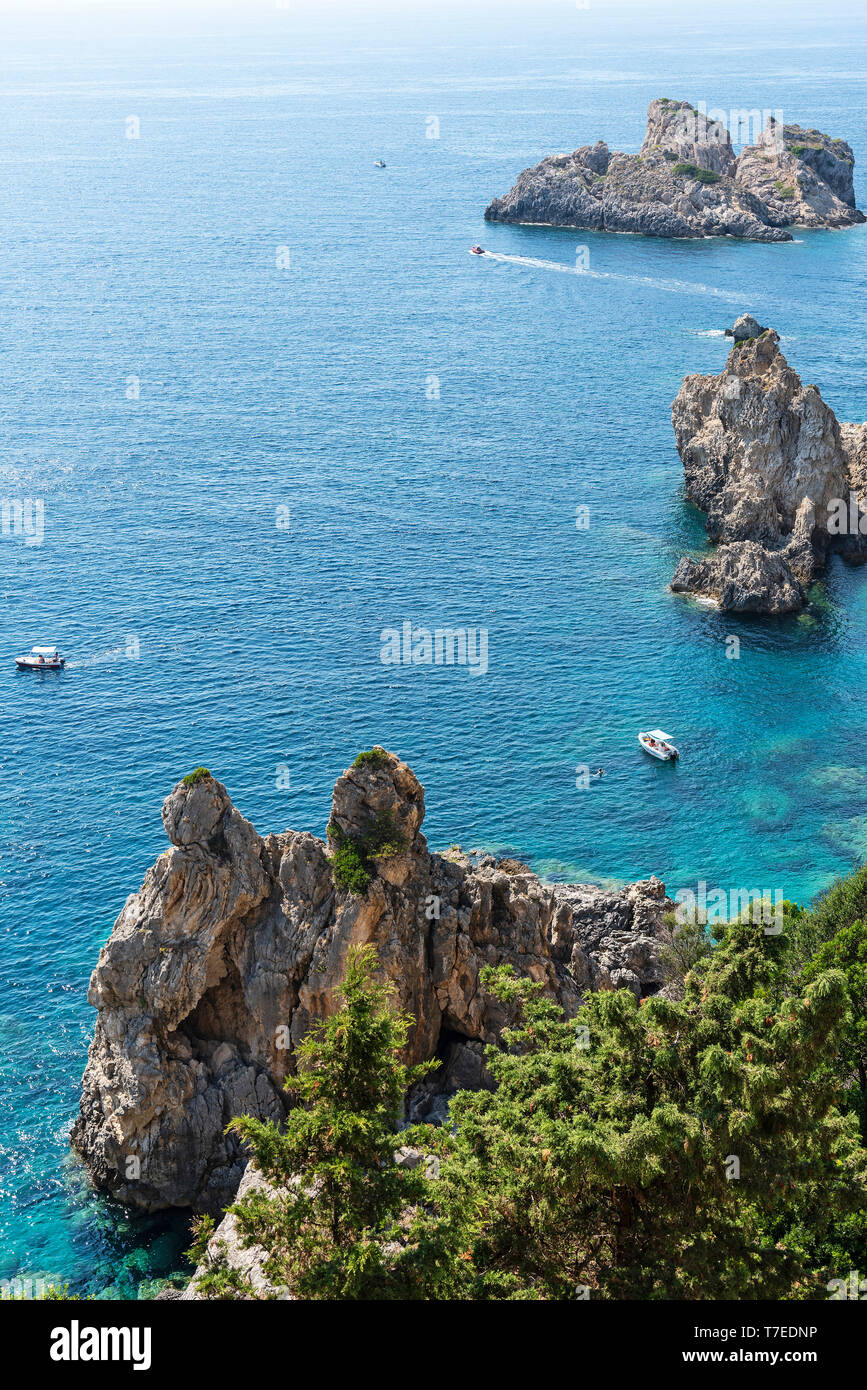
[161,770,261,861]
[725,313,768,342]
[328,747,426,852]
[640,98,736,175]
[670,326,867,613]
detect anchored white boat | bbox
[639,728,679,761]
[15,644,66,671]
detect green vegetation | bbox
[775,180,796,199]
[657,910,713,998]
[199,868,867,1299]
[183,766,212,787]
[329,831,373,895]
[352,747,390,770]
[209,946,438,1299]
[188,1213,216,1265]
[1,1282,89,1301]
[327,811,410,895]
[672,163,721,185]
[192,1245,258,1301]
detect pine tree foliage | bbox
[414,918,867,1298]
[196,890,867,1301]
[222,944,438,1299]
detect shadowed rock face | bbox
[484,99,864,242]
[670,327,867,613]
[73,751,672,1213]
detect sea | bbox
[1,0,866,1296]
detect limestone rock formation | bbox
[73,752,672,1213]
[484,99,864,242]
[841,422,867,498]
[670,327,867,613]
[736,119,863,230]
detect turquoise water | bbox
[2,0,867,1295]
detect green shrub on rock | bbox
[183,767,212,787]
[352,747,390,770]
[204,871,867,1300]
[219,946,439,1300]
[672,162,721,184]
[327,810,409,896]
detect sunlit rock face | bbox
[670,326,867,613]
[73,751,672,1212]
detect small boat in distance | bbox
[639,729,679,761]
[469,245,485,255]
[374,159,386,168]
[15,645,66,671]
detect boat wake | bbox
[65,645,130,669]
[479,252,745,302]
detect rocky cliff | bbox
[484,99,864,241]
[73,751,672,1213]
[670,318,867,613]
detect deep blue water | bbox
[2,0,867,1296]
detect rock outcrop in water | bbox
[484,99,864,242]
[73,752,672,1213]
[670,322,867,613]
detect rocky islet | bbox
[485,97,864,241]
[670,321,867,613]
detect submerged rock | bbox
[73,751,673,1213]
[484,99,864,242]
[670,326,867,613]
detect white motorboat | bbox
[638,728,679,761]
[15,644,66,671]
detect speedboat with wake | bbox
[15,644,66,671]
[638,728,679,761]
[469,245,485,255]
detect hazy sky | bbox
[1,0,864,55]
[0,0,862,15]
